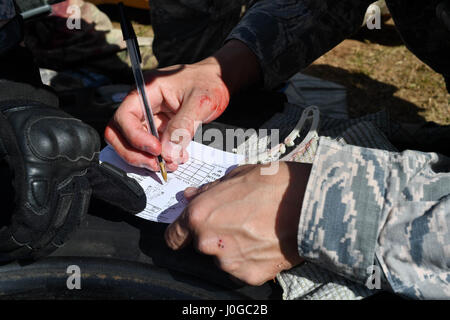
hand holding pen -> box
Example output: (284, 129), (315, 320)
(118, 2), (167, 181)
(105, 6), (241, 180)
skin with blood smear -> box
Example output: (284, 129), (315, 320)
(108, 40), (303, 286)
(213, 87), (230, 115)
(199, 86), (230, 122)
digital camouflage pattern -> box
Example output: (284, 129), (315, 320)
(242, 102), (449, 299)
(1, 0), (448, 299)
(226, 0), (450, 299)
(295, 136), (450, 299)
(227, 0), (450, 90)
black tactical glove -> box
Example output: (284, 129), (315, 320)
(0, 80), (146, 262)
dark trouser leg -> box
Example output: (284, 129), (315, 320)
(149, 0), (244, 67)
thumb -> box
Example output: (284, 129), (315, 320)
(160, 100), (202, 163)
(164, 207), (192, 250)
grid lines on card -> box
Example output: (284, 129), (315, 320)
(173, 157), (215, 185)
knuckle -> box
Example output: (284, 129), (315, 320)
(29, 117), (99, 162)
(121, 153), (138, 167)
(198, 182), (213, 193)
(104, 126), (113, 144)
(241, 273), (265, 286)
(168, 116), (194, 136)
(220, 261), (239, 274)
(186, 204), (206, 228)
(226, 164), (251, 179)
(103, 121), (114, 140)
(195, 237), (211, 253)
(113, 109), (123, 124)
(197, 94), (213, 108)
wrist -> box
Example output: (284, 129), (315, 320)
(198, 40), (263, 95)
(278, 162), (312, 266)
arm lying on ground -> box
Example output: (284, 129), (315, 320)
(295, 138), (450, 299)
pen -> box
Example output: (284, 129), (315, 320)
(118, 2), (167, 182)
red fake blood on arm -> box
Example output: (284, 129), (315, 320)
(213, 87), (229, 116)
(218, 239), (224, 249)
(199, 95), (212, 109)
(199, 87), (230, 122)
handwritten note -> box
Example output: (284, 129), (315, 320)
(99, 141), (244, 223)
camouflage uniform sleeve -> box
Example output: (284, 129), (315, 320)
(226, 0), (373, 89)
(299, 137), (450, 299)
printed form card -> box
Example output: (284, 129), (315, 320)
(99, 141), (244, 223)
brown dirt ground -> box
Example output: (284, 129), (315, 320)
(304, 19), (450, 125)
(102, 5), (449, 125)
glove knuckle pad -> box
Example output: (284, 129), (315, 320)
(0, 82), (103, 261)
(29, 117), (99, 162)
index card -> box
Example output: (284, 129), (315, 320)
(100, 141), (244, 223)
